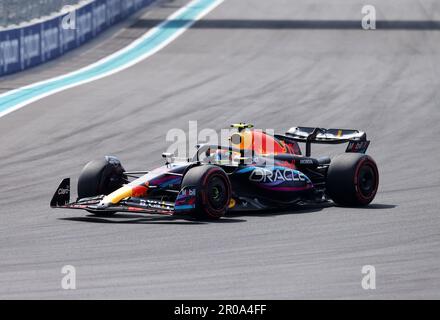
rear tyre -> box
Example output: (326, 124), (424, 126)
(77, 156), (126, 216)
(180, 165), (231, 220)
(326, 153), (379, 206)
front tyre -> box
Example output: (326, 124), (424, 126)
(77, 156), (127, 216)
(180, 165), (231, 220)
(326, 153), (379, 206)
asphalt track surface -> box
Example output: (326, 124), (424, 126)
(1, 0), (440, 299)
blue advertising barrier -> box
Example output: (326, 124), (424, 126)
(0, 0), (156, 77)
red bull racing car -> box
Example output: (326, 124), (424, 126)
(51, 123), (379, 219)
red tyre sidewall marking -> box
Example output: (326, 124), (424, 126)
(354, 157), (379, 203)
(201, 168), (231, 218)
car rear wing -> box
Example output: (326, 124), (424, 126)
(283, 127), (370, 156)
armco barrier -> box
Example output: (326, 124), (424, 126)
(0, 0), (156, 77)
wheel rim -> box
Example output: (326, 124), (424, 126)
(358, 164), (376, 198)
(207, 176), (227, 210)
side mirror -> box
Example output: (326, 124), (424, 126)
(162, 152), (174, 164)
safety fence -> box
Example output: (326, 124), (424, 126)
(0, 0), (156, 76)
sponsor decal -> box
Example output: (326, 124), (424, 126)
(175, 187), (197, 211)
(346, 140), (370, 153)
(76, 10), (93, 44)
(58, 187), (70, 195)
(21, 31), (40, 68)
(60, 25), (76, 51)
(93, 3), (107, 32)
(249, 167), (308, 183)
(0, 36), (19, 73)
(177, 187), (196, 198)
(41, 26), (59, 60)
(107, 0), (121, 23)
(299, 159), (314, 165)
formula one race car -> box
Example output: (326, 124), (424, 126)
(51, 123), (379, 219)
